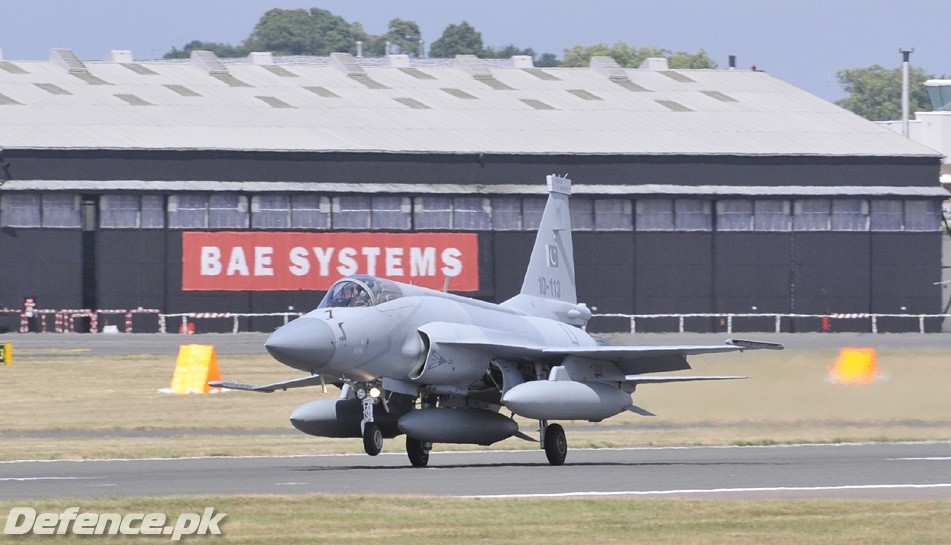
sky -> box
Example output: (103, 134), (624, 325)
(1, 0), (949, 102)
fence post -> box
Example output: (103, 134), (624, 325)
(678, 316), (685, 333)
(233, 315), (240, 334)
(629, 316), (636, 334)
(727, 315), (733, 334)
(871, 315), (878, 334)
(774, 314), (781, 333)
(919, 315), (925, 334)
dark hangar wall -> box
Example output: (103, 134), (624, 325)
(3, 149), (941, 187)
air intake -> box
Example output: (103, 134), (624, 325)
(330, 52), (366, 76)
(455, 55), (492, 80)
(50, 48), (88, 73)
(190, 50), (228, 74)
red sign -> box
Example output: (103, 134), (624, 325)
(182, 231), (480, 292)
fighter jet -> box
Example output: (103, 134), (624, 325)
(213, 175), (782, 467)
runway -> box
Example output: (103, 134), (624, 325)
(2, 442), (949, 500)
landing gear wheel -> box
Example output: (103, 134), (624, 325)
(406, 437), (430, 468)
(363, 422), (383, 456)
(544, 423), (567, 466)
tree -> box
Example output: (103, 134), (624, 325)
(362, 18), (423, 57)
(243, 8), (314, 55)
(164, 40), (247, 59)
(835, 64), (935, 121)
(429, 21), (484, 58)
(561, 42), (716, 69)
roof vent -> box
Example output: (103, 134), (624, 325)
(589, 56), (627, 81)
(106, 50), (133, 63)
(50, 48), (88, 73)
(511, 55), (534, 68)
(925, 79), (951, 111)
(387, 54), (410, 68)
(330, 52), (366, 76)
(190, 50), (228, 74)
(455, 54), (493, 80)
(247, 52), (273, 65)
(639, 57), (669, 70)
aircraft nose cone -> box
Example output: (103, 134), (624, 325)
(265, 318), (336, 372)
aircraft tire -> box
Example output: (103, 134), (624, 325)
(544, 423), (567, 466)
(363, 422), (383, 456)
(406, 437), (430, 468)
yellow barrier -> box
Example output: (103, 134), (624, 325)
(170, 344), (222, 394)
(830, 347), (877, 384)
(0, 343), (11, 365)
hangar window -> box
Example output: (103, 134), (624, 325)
(903, 199), (942, 231)
(595, 199), (633, 231)
(371, 196), (411, 230)
(491, 197), (521, 230)
(716, 199), (753, 231)
(675, 199), (712, 230)
(521, 197), (546, 230)
(291, 195), (330, 229)
(41, 194), (82, 228)
(0, 193), (41, 227)
(453, 197), (491, 230)
(793, 199), (831, 231)
(831, 199), (868, 231)
(251, 195), (291, 229)
(569, 198), (595, 231)
(209, 194), (248, 228)
(168, 194), (208, 228)
(100, 195), (165, 228)
(100, 195), (139, 228)
(141, 195), (165, 228)
(413, 196), (452, 229)
(635, 199), (674, 231)
(753, 200), (791, 231)
(333, 196), (372, 229)
(870, 200), (903, 231)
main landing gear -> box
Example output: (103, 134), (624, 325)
(406, 437), (432, 468)
(542, 422), (567, 466)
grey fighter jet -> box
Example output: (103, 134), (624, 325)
(213, 175), (782, 467)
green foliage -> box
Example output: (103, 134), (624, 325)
(362, 18), (423, 57)
(243, 7), (358, 55)
(163, 40), (248, 59)
(835, 64), (936, 121)
(561, 43), (717, 69)
(429, 21), (484, 58)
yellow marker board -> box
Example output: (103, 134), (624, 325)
(170, 344), (222, 394)
(830, 347), (877, 384)
(1, 343), (11, 365)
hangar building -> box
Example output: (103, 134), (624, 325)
(0, 49), (946, 332)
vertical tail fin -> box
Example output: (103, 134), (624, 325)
(502, 175), (590, 326)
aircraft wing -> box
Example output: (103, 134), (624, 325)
(209, 374), (324, 393)
(432, 330), (782, 375)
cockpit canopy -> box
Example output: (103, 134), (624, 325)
(317, 275), (404, 308)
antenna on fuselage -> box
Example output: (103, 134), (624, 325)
(443, 276), (450, 293)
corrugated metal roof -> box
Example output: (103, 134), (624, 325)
(4, 180), (948, 198)
(0, 51), (941, 157)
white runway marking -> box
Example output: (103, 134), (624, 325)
(889, 457), (951, 461)
(0, 476), (90, 482)
(463, 483), (951, 499)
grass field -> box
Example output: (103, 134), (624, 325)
(1, 341), (949, 544)
(1, 495), (949, 544)
(0, 344), (948, 460)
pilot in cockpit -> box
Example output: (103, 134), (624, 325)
(328, 282), (371, 307)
